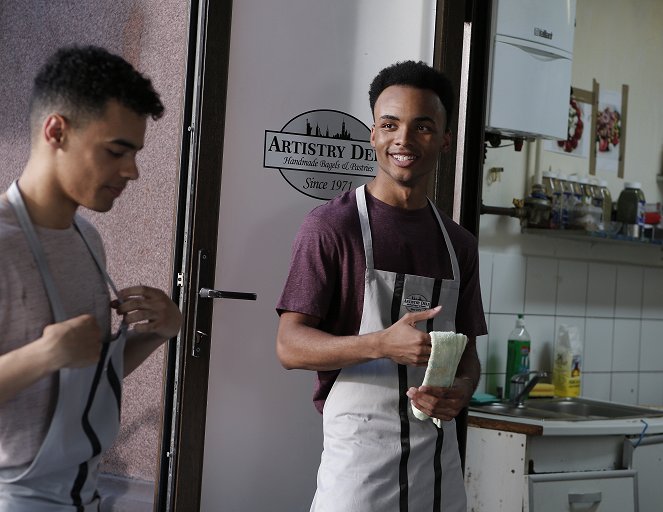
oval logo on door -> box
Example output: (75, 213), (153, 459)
(263, 109), (376, 200)
(403, 294), (432, 312)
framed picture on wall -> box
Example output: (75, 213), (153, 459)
(544, 90), (593, 159)
(595, 85), (629, 178)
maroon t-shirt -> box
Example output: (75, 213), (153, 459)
(277, 189), (487, 413)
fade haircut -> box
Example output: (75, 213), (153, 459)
(29, 45), (164, 134)
(368, 60), (454, 128)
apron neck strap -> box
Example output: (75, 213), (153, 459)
(72, 222), (122, 300)
(426, 198), (460, 282)
(7, 181), (67, 322)
(356, 185), (460, 281)
(6, 180), (124, 325)
(355, 185), (375, 269)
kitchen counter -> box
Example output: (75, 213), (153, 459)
(468, 409), (663, 436)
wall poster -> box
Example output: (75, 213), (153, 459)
(595, 86), (629, 178)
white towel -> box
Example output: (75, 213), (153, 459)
(412, 331), (468, 427)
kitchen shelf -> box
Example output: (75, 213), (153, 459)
(522, 228), (663, 248)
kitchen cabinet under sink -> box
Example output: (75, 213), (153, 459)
(464, 409), (663, 511)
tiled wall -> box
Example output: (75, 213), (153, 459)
(477, 251), (663, 407)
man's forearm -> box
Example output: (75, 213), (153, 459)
(455, 336), (481, 391)
(0, 338), (56, 404)
(277, 318), (379, 371)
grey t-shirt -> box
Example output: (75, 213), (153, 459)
(277, 189), (487, 413)
(0, 194), (110, 469)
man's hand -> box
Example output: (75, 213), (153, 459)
(406, 376), (474, 421)
(377, 306), (441, 366)
(0, 314), (102, 404)
(112, 285), (182, 340)
(42, 314), (102, 369)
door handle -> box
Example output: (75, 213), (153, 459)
(190, 249), (258, 358)
(199, 288), (257, 300)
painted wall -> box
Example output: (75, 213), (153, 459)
(0, 0), (188, 500)
(477, 0), (663, 403)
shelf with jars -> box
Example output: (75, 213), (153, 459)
(481, 172), (663, 247)
(521, 226), (663, 247)
(519, 174), (663, 247)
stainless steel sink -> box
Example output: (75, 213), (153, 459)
(470, 397), (663, 421)
(470, 401), (568, 420)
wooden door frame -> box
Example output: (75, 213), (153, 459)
(431, 0), (493, 467)
(158, 0), (491, 509)
(155, 1), (234, 510)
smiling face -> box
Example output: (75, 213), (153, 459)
(370, 85), (451, 191)
(53, 100), (147, 213)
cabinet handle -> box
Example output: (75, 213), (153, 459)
(568, 491), (602, 504)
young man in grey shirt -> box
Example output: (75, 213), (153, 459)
(0, 46), (182, 511)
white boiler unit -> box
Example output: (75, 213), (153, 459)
(485, 0), (577, 140)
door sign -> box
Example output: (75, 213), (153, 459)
(264, 109), (377, 200)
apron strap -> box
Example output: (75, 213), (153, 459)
(6, 181), (125, 337)
(73, 221), (128, 342)
(7, 181), (67, 322)
(355, 185), (375, 269)
(73, 221), (122, 301)
(427, 199), (460, 282)
(356, 185), (461, 282)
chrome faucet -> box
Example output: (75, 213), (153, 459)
(509, 371), (548, 406)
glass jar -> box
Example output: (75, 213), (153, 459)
(557, 174), (573, 229)
(568, 175), (584, 202)
(542, 170), (562, 228)
(617, 181), (646, 236)
(598, 179), (612, 227)
(566, 175), (583, 229)
(579, 177), (594, 204)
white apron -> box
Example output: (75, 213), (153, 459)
(311, 185), (466, 512)
(0, 182), (126, 511)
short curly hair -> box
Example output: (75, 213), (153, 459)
(368, 61), (454, 126)
(30, 45), (164, 130)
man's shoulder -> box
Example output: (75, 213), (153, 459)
(309, 189), (357, 217)
(301, 189), (359, 231)
(0, 194), (24, 248)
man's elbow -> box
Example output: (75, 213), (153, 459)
(276, 334), (297, 370)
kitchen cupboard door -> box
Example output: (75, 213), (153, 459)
(624, 434), (663, 512)
(527, 470), (637, 512)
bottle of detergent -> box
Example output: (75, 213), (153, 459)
(553, 324), (583, 397)
(504, 314), (531, 400)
